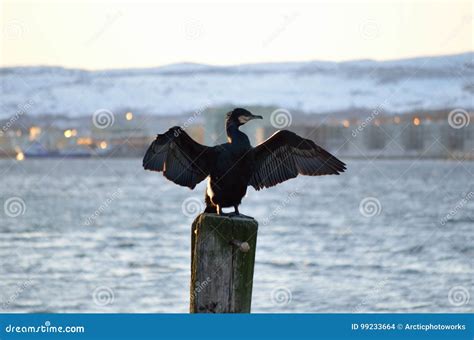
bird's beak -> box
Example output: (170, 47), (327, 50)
(251, 115), (263, 120)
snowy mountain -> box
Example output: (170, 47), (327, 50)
(0, 52), (472, 118)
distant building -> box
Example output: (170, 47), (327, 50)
(203, 106), (474, 160)
(91, 112), (197, 157)
(0, 108), (472, 160)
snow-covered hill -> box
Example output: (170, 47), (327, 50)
(1, 52), (472, 118)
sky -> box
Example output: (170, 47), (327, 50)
(0, 0), (472, 70)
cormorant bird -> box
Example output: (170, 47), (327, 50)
(143, 108), (346, 216)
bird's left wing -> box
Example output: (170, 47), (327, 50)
(249, 130), (346, 190)
(143, 126), (212, 189)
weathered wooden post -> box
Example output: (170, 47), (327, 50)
(190, 213), (258, 313)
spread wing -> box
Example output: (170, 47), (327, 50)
(143, 126), (212, 189)
(249, 130), (346, 190)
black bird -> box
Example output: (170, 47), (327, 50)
(143, 108), (346, 216)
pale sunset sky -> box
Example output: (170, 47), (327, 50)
(1, 0), (472, 70)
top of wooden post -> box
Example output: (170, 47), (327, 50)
(197, 212), (258, 222)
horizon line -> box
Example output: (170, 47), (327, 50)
(1, 50), (472, 72)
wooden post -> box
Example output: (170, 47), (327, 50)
(190, 213), (258, 313)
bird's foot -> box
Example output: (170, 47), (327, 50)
(215, 205), (233, 217)
(214, 212), (254, 219)
(214, 205), (254, 219)
(228, 212), (254, 219)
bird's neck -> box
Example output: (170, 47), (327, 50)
(226, 121), (249, 145)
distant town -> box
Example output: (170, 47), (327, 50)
(0, 105), (473, 161)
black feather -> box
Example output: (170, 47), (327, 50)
(249, 130), (346, 190)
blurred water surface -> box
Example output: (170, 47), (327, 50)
(0, 158), (472, 312)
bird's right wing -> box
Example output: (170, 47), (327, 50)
(143, 126), (212, 189)
(249, 130), (346, 190)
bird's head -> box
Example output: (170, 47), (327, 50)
(226, 108), (263, 126)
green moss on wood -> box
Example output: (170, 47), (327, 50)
(190, 213), (258, 313)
